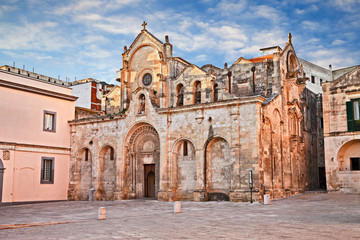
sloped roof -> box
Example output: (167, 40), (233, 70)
(248, 55), (274, 63)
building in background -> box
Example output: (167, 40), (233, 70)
(0, 68), (76, 203)
(68, 26), (323, 202)
(322, 66), (360, 193)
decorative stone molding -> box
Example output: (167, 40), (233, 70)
(3, 151), (10, 160)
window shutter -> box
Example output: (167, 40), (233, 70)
(346, 101), (354, 132)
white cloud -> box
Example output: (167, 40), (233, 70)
(301, 20), (319, 30)
(0, 21), (70, 51)
(208, 0), (247, 16)
(332, 39), (346, 45)
(331, 0), (360, 12)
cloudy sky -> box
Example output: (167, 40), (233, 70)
(0, 0), (359, 84)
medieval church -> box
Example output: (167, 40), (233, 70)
(68, 23), (321, 202)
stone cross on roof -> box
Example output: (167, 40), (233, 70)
(142, 21), (147, 31)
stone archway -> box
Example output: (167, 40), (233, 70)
(171, 139), (196, 200)
(69, 147), (92, 200)
(0, 158), (4, 203)
(96, 145), (116, 200)
(123, 123), (160, 199)
(205, 137), (231, 201)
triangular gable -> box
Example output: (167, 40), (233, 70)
(331, 65), (360, 88)
(127, 30), (163, 54)
(175, 65), (206, 80)
(104, 85), (120, 98)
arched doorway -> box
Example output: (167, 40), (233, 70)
(0, 158), (5, 203)
(205, 137), (231, 201)
(123, 123), (160, 199)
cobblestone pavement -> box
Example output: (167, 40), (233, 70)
(0, 193), (359, 240)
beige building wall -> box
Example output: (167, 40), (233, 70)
(322, 66), (360, 193)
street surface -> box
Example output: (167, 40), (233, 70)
(0, 193), (359, 239)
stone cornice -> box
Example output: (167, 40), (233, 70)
(0, 141), (70, 155)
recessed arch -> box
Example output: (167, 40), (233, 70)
(171, 138), (196, 200)
(128, 44), (162, 69)
(96, 144), (116, 200)
(193, 81), (201, 104)
(71, 147), (93, 200)
(204, 136), (231, 201)
(336, 139), (360, 171)
(123, 122), (160, 199)
(176, 83), (184, 106)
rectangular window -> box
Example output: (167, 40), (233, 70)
(350, 158), (360, 171)
(320, 79), (323, 86)
(43, 110), (56, 132)
(346, 99), (360, 132)
(311, 75), (315, 84)
(41, 157), (54, 184)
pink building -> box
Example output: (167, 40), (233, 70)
(0, 68), (76, 203)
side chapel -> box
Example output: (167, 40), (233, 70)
(68, 23), (320, 202)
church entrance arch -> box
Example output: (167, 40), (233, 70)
(123, 123), (160, 199)
(0, 158), (4, 203)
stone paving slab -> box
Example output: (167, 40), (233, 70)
(0, 193), (359, 239)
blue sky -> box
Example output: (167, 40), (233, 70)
(0, 0), (359, 84)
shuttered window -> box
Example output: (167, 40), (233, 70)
(346, 99), (360, 132)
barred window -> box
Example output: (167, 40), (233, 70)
(41, 157), (54, 184)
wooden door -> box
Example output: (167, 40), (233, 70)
(144, 164), (155, 198)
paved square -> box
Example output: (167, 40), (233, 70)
(0, 193), (359, 239)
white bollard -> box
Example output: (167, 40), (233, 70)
(174, 201), (181, 213)
(264, 194), (271, 205)
(98, 207), (106, 220)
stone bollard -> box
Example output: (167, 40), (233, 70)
(174, 201), (181, 213)
(264, 194), (271, 205)
(98, 207), (106, 220)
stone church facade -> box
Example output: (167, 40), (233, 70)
(68, 24), (320, 202)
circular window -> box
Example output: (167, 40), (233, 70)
(142, 73), (152, 86)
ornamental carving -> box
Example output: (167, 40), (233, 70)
(3, 150), (10, 160)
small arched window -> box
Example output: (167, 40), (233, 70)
(194, 81), (201, 104)
(289, 55), (297, 72)
(213, 83), (218, 102)
(138, 94), (146, 114)
(176, 84), (184, 106)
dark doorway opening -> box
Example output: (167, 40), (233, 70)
(144, 164), (155, 198)
(318, 167), (326, 189)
